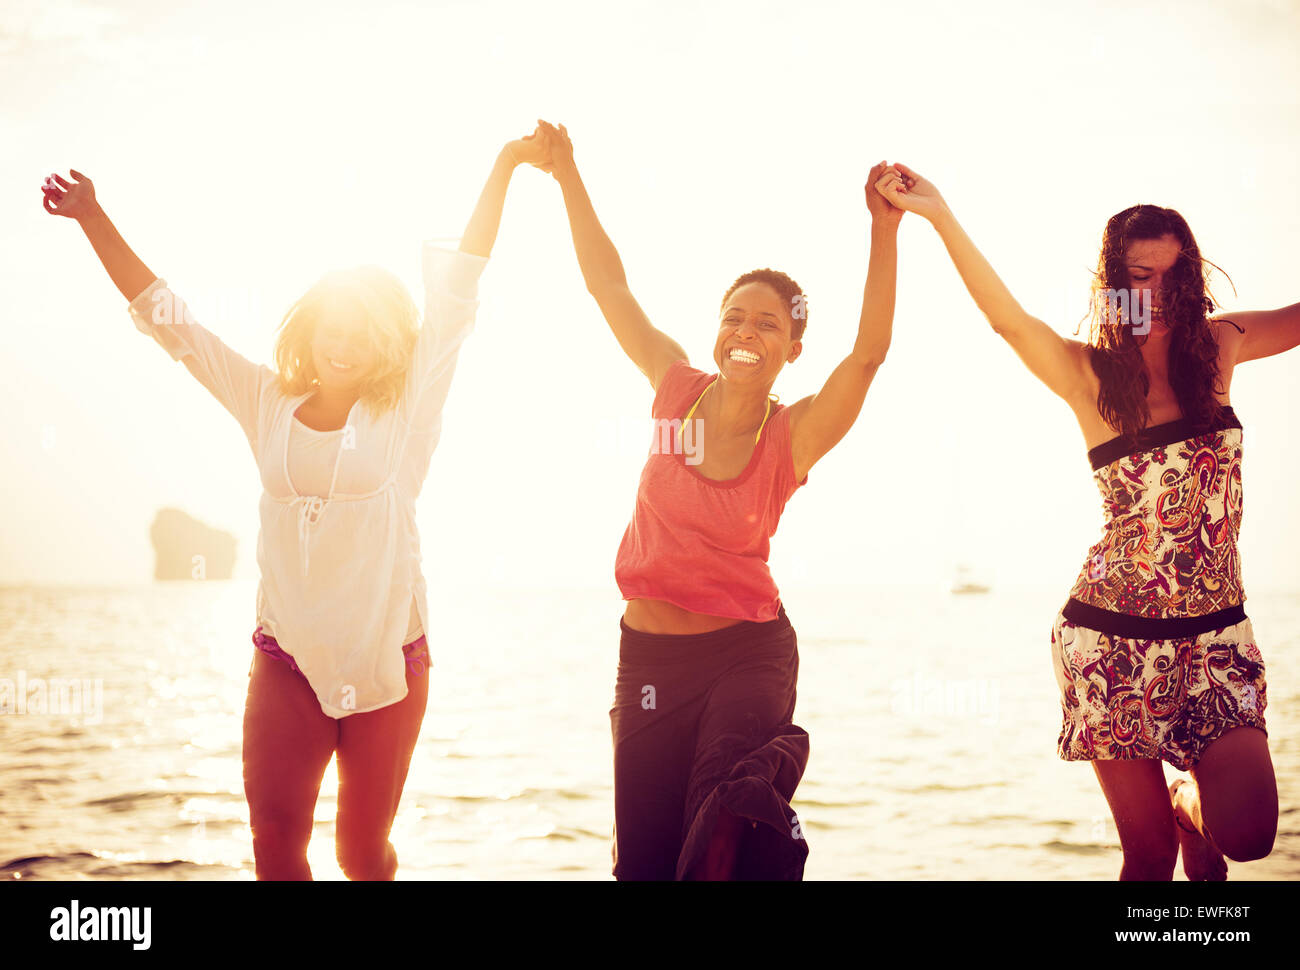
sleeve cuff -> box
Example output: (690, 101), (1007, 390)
(422, 243), (488, 301)
(127, 278), (193, 362)
(127, 277), (169, 317)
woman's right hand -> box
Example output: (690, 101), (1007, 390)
(535, 120), (575, 181)
(41, 169), (99, 221)
(874, 162), (948, 223)
(507, 123), (552, 172)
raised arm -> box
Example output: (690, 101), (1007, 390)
(534, 120), (686, 392)
(42, 171), (156, 302)
(788, 162), (901, 482)
(1214, 302), (1300, 365)
(875, 163), (1092, 405)
(42, 170), (269, 453)
(411, 130), (549, 406)
(457, 129), (547, 258)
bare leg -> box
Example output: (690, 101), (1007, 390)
(334, 655), (430, 881)
(1092, 758), (1179, 881)
(242, 650), (338, 880)
(1177, 726), (1277, 875)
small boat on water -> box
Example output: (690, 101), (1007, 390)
(951, 565), (990, 595)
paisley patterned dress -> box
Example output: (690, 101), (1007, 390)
(1051, 406), (1268, 771)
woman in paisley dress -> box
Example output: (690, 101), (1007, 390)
(876, 163), (1296, 880)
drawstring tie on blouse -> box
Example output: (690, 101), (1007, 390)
(285, 397), (349, 577)
(295, 494), (328, 576)
(279, 394), (408, 577)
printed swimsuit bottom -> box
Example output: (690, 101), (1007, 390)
(610, 603), (810, 880)
(251, 626), (430, 680)
(1051, 605), (1267, 772)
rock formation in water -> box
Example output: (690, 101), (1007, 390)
(150, 508), (236, 580)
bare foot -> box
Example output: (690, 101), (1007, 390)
(1169, 778), (1228, 881)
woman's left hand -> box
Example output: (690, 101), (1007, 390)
(865, 161), (905, 229)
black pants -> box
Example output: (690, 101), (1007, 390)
(610, 604), (810, 880)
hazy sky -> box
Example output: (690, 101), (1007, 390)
(2, 0), (1297, 594)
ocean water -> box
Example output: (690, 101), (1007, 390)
(1, 580), (1296, 881)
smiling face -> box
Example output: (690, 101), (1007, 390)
(1125, 233), (1182, 322)
(714, 282), (801, 382)
(308, 300), (377, 392)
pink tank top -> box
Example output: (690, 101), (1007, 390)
(615, 358), (809, 622)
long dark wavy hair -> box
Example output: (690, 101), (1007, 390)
(1084, 205), (1234, 443)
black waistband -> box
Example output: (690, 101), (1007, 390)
(1062, 597), (1247, 639)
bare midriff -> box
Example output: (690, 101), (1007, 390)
(623, 598), (746, 635)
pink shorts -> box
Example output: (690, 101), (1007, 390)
(251, 626), (430, 679)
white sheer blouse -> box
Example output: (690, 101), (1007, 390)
(128, 243), (486, 717)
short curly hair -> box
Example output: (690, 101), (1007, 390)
(720, 269), (807, 341)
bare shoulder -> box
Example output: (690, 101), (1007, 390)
(1064, 336), (1098, 385)
(1061, 335), (1093, 363)
(1058, 338), (1106, 431)
(1209, 313), (1248, 356)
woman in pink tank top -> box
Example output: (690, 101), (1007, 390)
(527, 121), (904, 879)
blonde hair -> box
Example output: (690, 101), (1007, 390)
(274, 265), (420, 417)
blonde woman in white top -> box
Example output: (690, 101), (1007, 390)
(41, 128), (550, 880)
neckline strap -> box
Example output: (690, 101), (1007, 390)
(678, 377), (774, 446)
